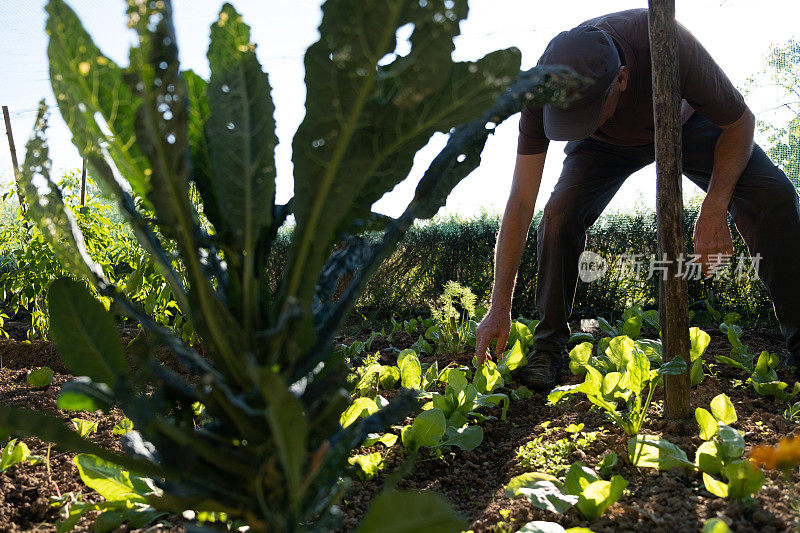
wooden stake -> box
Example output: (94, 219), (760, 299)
(648, 0), (692, 419)
(2, 105), (27, 214)
(80, 159), (87, 206)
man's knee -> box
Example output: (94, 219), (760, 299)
(744, 174), (799, 213)
(757, 169), (798, 197)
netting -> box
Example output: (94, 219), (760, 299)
(749, 39), (800, 188)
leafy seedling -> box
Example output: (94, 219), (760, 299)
(401, 408), (446, 452)
(348, 451), (385, 481)
(426, 281), (478, 354)
(550, 336), (676, 435)
(517, 423), (600, 476)
(112, 418), (134, 436)
(689, 327), (711, 386)
(71, 418), (98, 438)
(747, 351), (800, 401)
(511, 385), (533, 401)
(505, 462), (627, 519)
(53, 454), (166, 532)
(26, 366), (54, 389)
(399, 351), (422, 390)
(783, 401), (800, 423)
(506, 320), (536, 355)
(694, 394), (764, 499)
(474, 360), (504, 394)
(597, 451), (618, 479)
(0, 439), (42, 472)
(386, 316), (402, 344)
(716, 320), (755, 372)
(496, 340), (527, 381)
(629, 393), (764, 499)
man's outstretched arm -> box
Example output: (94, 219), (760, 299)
(693, 107), (755, 274)
(475, 152), (546, 364)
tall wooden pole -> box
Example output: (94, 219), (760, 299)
(2, 106), (27, 214)
(648, 1), (692, 419)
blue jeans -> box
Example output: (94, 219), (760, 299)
(532, 112), (800, 362)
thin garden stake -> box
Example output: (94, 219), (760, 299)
(2, 105), (27, 215)
(80, 158), (86, 206)
(648, 0), (692, 419)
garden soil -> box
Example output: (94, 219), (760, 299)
(0, 324), (797, 532)
(337, 324), (800, 533)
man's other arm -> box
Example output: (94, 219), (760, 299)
(675, 21), (755, 274)
(475, 152), (546, 364)
(693, 107), (755, 274)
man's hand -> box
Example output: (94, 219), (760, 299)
(693, 203), (734, 276)
(692, 108), (753, 276)
(475, 307), (511, 366)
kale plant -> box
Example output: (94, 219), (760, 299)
(0, 0), (586, 530)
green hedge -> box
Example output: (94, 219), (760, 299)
(269, 208), (776, 324)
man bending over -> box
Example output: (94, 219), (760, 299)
(475, 8), (800, 390)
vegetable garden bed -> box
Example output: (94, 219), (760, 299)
(333, 320), (799, 533)
(0, 318), (797, 532)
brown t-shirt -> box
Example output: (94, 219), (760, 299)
(517, 8), (747, 154)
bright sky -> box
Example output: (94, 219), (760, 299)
(1, 0), (798, 218)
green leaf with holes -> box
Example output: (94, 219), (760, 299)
(45, 0), (150, 198)
(280, 0), (522, 354)
(206, 3), (277, 249)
